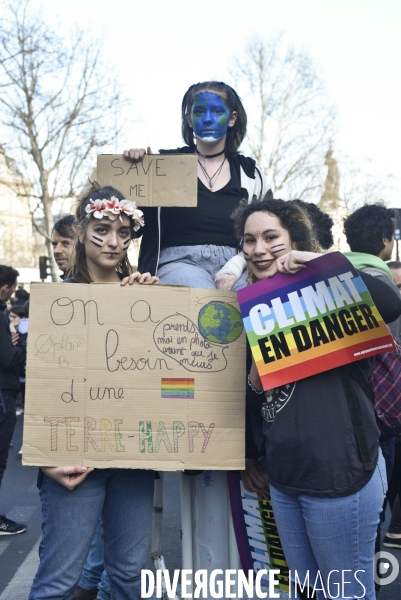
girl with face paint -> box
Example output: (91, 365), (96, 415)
(28, 185), (158, 600)
(124, 80), (269, 292)
(123, 82), (269, 580)
(232, 196), (401, 600)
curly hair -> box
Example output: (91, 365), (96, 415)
(292, 200), (334, 250)
(70, 185), (134, 284)
(232, 197), (321, 253)
(344, 204), (395, 255)
(181, 81), (247, 156)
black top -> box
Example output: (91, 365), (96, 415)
(134, 147), (261, 275)
(247, 270), (401, 497)
(0, 311), (26, 393)
(162, 157), (242, 248)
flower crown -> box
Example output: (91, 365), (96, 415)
(85, 197), (144, 231)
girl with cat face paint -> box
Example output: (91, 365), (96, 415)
(28, 186), (158, 600)
(233, 197), (401, 600)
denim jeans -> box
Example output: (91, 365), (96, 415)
(269, 453), (387, 600)
(0, 392), (17, 490)
(157, 245), (247, 290)
(78, 518), (111, 600)
(29, 468), (154, 600)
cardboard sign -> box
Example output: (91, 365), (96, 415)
(237, 252), (395, 390)
(22, 284), (246, 470)
(96, 154), (198, 207)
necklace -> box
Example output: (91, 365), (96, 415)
(195, 147), (225, 159)
(198, 157), (226, 188)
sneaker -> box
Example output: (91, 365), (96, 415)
(15, 409), (23, 416)
(383, 534), (401, 549)
(18, 447), (22, 456)
(0, 515), (27, 535)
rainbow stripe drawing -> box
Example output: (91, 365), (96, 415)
(237, 252), (395, 390)
(161, 378), (195, 399)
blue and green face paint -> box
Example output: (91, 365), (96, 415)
(190, 91), (231, 143)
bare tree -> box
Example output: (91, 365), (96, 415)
(230, 35), (337, 200)
(337, 155), (396, 212)
(0, 0), (128, 280)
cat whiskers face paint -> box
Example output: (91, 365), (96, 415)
(270, 243), (286, 254)
(90, 234), (103, 248)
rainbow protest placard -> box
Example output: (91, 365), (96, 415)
(237, 252), (395, 390)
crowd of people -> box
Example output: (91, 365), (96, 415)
(1, 80), (400, 600)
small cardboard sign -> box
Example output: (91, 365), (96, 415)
(96, 154), (198, 207)
(237, 252), (395, 390)
(22, 284), (245, 470)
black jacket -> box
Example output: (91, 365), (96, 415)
(0, 311), (26, 392)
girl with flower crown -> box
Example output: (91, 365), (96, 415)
(29, 186), (158, 600)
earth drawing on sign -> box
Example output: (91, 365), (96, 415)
(198, 302), (243, 344)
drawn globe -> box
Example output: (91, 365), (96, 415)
(198, 302), (243, 344)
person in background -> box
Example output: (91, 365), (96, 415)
(388, 260), (401, 290)
(383, 260), (401, 550)
(9, 305), (28, 418)
(13, 287), (29, 307)
(0, 265), (27, 535)
(5, 296), (15, 315)
(344, 203), (401, 591)
(51, 215), (75, 276)
(9, 304), (25, 331)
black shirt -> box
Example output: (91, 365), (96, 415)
(161, 157), (243, 249)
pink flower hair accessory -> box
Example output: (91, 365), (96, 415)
(85, 196), (144, 231)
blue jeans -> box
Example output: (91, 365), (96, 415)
(29, 468), (154, 600)
(78, 519), (111, 600)
(157, 245), (247, 290)
(269, 453), (387, 600)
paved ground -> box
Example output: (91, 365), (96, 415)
(1, 415), (401, 598)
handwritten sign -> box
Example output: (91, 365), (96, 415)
(22, 284), (246, 470)
(237, 252), (395, 390)
(96, 154), (198, 207)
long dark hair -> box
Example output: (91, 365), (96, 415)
(181, 81), (247, 156)
(71, 185), (134, 284)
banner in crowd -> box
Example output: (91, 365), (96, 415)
(97, 154), (198, 206)
(23, 284), (246, 470)
(237, 252), (394, 390)
(227, 471), (290, 593)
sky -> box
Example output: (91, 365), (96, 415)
(33, 0), (401, 205)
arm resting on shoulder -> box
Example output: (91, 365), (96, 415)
(359, 271), (401, 324)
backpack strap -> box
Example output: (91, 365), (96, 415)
(338, 366), (375, 471)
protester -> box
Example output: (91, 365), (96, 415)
(51, 214), (75, 276)
(343, 203), (401, 588)
(29, 185), (158, 600)
(9, 304), (25, 330)
(0, 265), (27, 535)
(124, 80), (268, 289)
(383, 260), (401, 549)
(235, 197), (401, 600)
(242, 200), (334, 499)
(13, 287), (29, 307)
(388, 260), (401, 290)
(344, 204), (400, 343)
